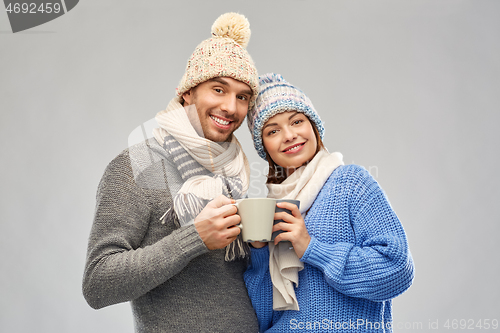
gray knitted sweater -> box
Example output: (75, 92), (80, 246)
(83, 138), (258, 332)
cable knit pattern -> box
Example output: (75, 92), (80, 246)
(244, 165), (414, 333)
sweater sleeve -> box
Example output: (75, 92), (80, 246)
(300, 166), (414, 302)
(82, 152), (208, 309)
(244, 246), (274, 333)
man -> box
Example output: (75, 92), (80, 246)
(83, 13), (259, 332)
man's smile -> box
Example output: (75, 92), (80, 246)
(210, 114), (233, 129)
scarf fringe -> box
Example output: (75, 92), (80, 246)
(161, 207), (180, 228)
(173, 192), (206, 226)
(225, 235), (250, 261)
(162, 189), (251, 262)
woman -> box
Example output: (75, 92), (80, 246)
(244, 73), (414, 332)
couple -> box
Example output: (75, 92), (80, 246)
(82, 12), (414, 333)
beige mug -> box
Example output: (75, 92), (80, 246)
(232, 198), (276, 242)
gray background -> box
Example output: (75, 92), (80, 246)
(1, 0), (499, 332)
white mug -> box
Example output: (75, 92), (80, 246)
(231, 198), (276, 242)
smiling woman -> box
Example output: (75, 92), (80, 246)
(243, 73), (414, 333)
(262, 111), (324, 181)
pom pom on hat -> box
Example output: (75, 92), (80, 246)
(176, 12), (258, 110)
(211, 12), (251, 48)
(247, 73), (325, 159)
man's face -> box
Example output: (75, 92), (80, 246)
(183, 77), (253, 142)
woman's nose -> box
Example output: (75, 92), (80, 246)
(282, 126), (297, 142)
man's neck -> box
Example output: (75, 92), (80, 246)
(184, 104), (204, 137)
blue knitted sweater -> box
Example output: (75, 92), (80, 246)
(244, 165), (414, 333)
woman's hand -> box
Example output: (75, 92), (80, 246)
(272, 202), (311, 258)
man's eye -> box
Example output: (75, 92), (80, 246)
(214, 88), (223, 93)
(238, 95), (248, 101)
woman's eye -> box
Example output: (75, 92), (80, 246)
(267, 129), (277, 136)
(292, 119), (303, 125)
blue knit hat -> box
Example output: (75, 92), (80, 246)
(247, 73), (325, 159)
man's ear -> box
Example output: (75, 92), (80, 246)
(182, 89), (193, 106)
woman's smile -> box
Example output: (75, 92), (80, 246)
(282, 142), (306, 154)
(263, 111), (318, 175)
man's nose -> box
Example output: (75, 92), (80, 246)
(220, 95), (238, 115)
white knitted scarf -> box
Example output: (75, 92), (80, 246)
(266, 149), (344, 310)
(152, 98), (251, 260)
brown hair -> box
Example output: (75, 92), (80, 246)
(265, 118), (325, 184)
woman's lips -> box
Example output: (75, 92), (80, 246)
(282, 142), (306, 154)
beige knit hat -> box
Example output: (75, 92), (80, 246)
(176, 13), (259, 110)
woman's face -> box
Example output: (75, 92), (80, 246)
(262, 111), (318, 176)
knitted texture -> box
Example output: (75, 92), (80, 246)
(83, 138), (259, 332)
(158, 130), (251, 260)
(244, 165), (414, 333)
(176, 12), (259, 110)
(247, 73), (325, 159)
(160, 132), (246, 201)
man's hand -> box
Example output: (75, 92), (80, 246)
(194, 195), (241, 250)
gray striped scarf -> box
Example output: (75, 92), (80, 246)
(153, 99), (250, 261)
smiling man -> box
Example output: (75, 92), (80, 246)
(83, 13), (260, 332)
(182, 77), (254, 143)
